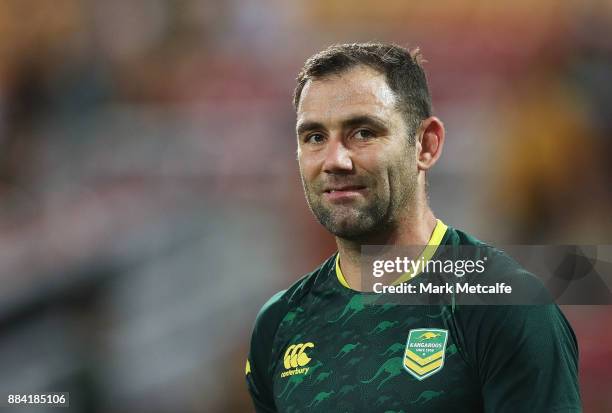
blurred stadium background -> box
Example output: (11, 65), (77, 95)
(0, 1), (610, 412)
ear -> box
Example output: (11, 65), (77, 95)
(416, 116), (445, 171)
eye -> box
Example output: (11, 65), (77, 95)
(305, 133), (325, 144)
(354, 129), (375, 140)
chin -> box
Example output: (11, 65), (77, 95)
(326, 217), (377, 240)
(310, 201), (383, 239)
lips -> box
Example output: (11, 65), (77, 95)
(324, 185), (366, 193)
(322, 185), (367, 202)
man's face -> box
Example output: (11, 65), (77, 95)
(296, 65), (419, 240)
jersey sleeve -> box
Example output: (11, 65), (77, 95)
(246, 290), (287, 413)
(459, 303), (581, 412)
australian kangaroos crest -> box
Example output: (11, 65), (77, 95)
(404, 328), (449, 380)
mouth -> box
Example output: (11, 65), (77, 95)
(322, 185), (367, 202)
(324, 185), (366, 193)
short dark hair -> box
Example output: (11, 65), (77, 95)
(293, 42), (432, 142)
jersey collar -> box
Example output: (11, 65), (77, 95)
(335, 219), (449, 290)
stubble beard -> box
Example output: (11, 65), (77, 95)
(302, 173), (417, 241)
(308, 191), (387, 240)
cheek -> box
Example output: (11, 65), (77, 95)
(356, 149), (384, 176)
(383, 148), (414, 192)
(298, 154), (319, 183)
(391, 153), (418, 200)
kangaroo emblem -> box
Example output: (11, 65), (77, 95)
(307, 391), (334, 407)
(410, 390), (445, 404)
(369, 321), (399, 335)
(313, 370), (332, 385)
(375, 395), (392, 406)
(279, 374), (305, 400)
(418, 332), (441, 340)
(281, 307), (304, 326)
(334, 343), (360, 359)
(380, 342), (404, 356)
(338, 384), (356, 396)
(375, 302), (397, 314)
(279, 360), (323, 400)
(347, 356), (364, 367)
(328, 296), (365, 325)
(361, 357), (403, 390)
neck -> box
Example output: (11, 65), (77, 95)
(336, 200), (437, 291)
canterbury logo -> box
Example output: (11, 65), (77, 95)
(283, 342), (315, 369)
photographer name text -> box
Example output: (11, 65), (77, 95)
(372, 282), (512, 294)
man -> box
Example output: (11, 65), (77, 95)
(246, 43), (581, 412)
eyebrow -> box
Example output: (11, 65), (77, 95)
(296, 114), (390, 136)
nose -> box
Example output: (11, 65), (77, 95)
(322, 138), (353, 174)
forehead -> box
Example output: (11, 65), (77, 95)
(296, 66), (399, 127)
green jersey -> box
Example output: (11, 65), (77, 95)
(246, 221), (581, 412)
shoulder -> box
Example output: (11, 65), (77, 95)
(251, 254), (336, 339)
(447, 225), (546, 292)
(444, 227), (578, 351)
(245, 255), (338, 408)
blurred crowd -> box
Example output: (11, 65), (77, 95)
(0, 1), (610, 412)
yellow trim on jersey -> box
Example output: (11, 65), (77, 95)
(335, 253), (351, 289)
(404, 357), (443, 375)
(405, 349), (444, 366)
(335, 219), (448, 290)
(245, 359), (251, 375)
(391, 219), (448, 285)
